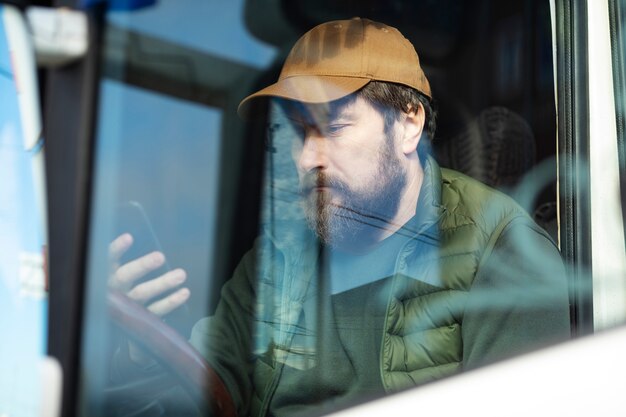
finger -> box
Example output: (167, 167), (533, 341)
(147, 287), (190, 317)
(109, 233), (133, 263)
(111, 251), (165, 289)
(127, 268), (187, 304)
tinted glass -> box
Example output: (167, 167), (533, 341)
(78, 1), (569, 416)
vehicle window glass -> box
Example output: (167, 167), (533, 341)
(78, 1), (572, 416)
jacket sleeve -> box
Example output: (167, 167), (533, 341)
(461, 217), (571, 369)
(189, 247), (259, 417)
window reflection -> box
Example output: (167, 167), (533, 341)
(80, 80), (222, 415)
(79, 1), (573, 417)
(236, 87), (570, 416)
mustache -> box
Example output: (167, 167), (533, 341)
(299, 171), (345, 196)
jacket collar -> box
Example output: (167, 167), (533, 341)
(403, 155), (445, 239)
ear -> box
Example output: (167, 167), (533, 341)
(399, 103), (425, 155)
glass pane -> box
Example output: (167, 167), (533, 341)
(78, 1), (570, 416)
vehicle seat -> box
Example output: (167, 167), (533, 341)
(435, 106), (536, 190)
(435, 106), (558, 242)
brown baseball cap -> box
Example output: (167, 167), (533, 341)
(238, 17), (431, 117)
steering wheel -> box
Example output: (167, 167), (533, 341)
(107, 289), (238, 417)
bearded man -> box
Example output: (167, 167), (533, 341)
(110, 17), (570, 417)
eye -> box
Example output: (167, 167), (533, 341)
(326, 124), (347, 136)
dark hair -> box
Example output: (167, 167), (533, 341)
(356, 81), (437, 142)
(273, 81), (437, 158)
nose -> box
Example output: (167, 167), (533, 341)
(297, 131), (328, 173)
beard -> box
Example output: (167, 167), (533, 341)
(300, 139), (407, 248)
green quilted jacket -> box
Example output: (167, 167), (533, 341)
(190, 157), (570, 417)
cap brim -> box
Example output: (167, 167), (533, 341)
(237, 75), (371, 119)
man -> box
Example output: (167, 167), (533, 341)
(110, 17), (570, 417)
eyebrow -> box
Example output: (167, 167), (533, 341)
(285, 110), (357, 129)
(328, 109), (357, 123)
(278, 97), (359, 126)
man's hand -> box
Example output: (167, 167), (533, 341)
(108, 233), (190, 364)
(109, 233), (190, 314)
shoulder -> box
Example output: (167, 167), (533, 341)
(440, 167), (525, 213)
(439, 167), (534, 236)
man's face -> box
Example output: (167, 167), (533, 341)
(284, 97), (408, 247)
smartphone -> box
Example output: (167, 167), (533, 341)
(113, 201), (190, 331)
(115, 201), (172, 286)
